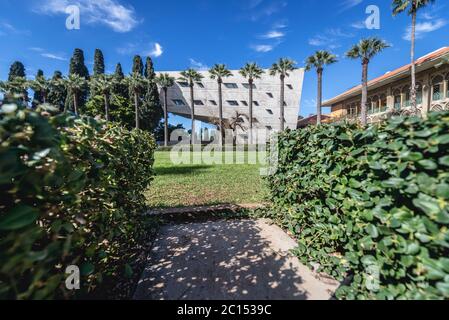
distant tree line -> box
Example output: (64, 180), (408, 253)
(0, 48), (163, 133)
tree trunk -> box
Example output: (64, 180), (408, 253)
(410, 10), (417, 115)
(280, 75), (285, 131)
(361, 60), (369, 127)
(134, 92), (140, 129)
(317, 69), (323, 125)
(163, 87), (169, 147)
(104, 93), (110, 122)
(218, 79), (224, 146)
(190, 84), (195, 145)
(249, 78), (254, 144)
(73, 92), (78, 115)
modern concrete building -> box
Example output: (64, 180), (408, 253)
(323, 47), (449, 123)
(156, 69), (305, 136)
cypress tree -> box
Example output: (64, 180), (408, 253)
(113, 63), (128, 98)
(67, 48), (89, 112)
(69, 48), (89, 78)
(114, 63), (124, 79)
(8, 61), (26, 81)
(132, 55), (144, 75)
(5, 61), (27, 104)
(93, 49), (105, 76)
(48, 70), (67, 111)
(142, 56), (163, 132)
(32, 69), (45, 108)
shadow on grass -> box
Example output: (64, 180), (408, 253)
(155, 165), (213, 176)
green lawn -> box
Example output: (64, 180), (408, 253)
(146, 151), (269, 208)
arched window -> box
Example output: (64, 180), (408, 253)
(432, 75), (444, 101)
(402, 85), (410, 107)
(416, 82), (423, 105)
(371, 95), (379, 113)
(446, 73), (449, 98)
(380, 94), (387, 112)
(393, 89), (401, 110)
(367, 98), (373, 114)
(350, 103), (357, 118)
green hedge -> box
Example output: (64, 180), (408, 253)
(0, 104), (156, 299)
(266, 112), (449, 300)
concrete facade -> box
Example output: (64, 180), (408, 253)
(323, 47), (449, 124)
(156, 69), (305, 135)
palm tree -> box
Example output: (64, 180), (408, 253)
(179, 69), (204, 144)
(346, 38), (390, 126)
(305, 51), (337, 125)
(269, 58), (297, 131)
(209, 64), (233, 146)
(125, 73), (148, 129)
(90, 75), (116, 121)
(64, 74), (87, 115)
(156, 73), (175, 147)
(29, 75), (51, 104)
(229, 111), (247, 145)
(393, 0), (435, 115)
(239, 63), (264, 144)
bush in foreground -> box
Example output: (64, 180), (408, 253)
(266, 112), (449, 299)
(0, 104), (156, 299)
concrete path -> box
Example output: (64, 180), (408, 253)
(134, 219), (339, 300)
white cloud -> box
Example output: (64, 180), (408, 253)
(248, 1), (288, 22)
(251, 44), (274, 53)
(189, 59), (209, 71)
(35, 0), (139, 33)
(41, 53), (67, 61)
(339, 0), (363, 12)
(351, 20), (366, 29)
(308, 28), (353, 48)
(260, 30), (285, 39)
(0, 21), (31, 36)
(403, 19), (447, 40)
(29, 47), (45, 52)
(117, 41), (164, 58)
(147, 43), (163, 57)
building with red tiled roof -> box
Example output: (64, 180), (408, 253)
(322, 47), (449, 123)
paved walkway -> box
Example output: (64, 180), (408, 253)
(134, 219), (339, 300)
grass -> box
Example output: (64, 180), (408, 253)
(146, 151), (269, 208)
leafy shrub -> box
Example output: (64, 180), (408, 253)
(0, 104), (156, 299)
(266, 112), (449, 300)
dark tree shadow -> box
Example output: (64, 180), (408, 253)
(134, 220), (313, 300)
(155, 165), (213, 176)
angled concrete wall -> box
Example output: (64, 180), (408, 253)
(156, 69), (305, 132)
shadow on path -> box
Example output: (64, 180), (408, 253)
(134, 219), (338, 300)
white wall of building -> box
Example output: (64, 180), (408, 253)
(156, 68), (305, 133)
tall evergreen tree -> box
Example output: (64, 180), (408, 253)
(32, 70), (45, 108)
(113, 62), (128, 99)
(93, 49), (105, 76)
(115, 63), (124, 79)
(47, 71), (66, 111)
(66, 48), (89, 112)
(142, 56), (163, 132)
(5, 61), (27, 104)
(8, 61), (26, 81)
(132, 55), (144, 75)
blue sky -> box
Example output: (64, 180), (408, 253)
(0, 0), (447, 128)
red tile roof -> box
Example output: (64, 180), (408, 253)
(323, 46), (449, 106)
